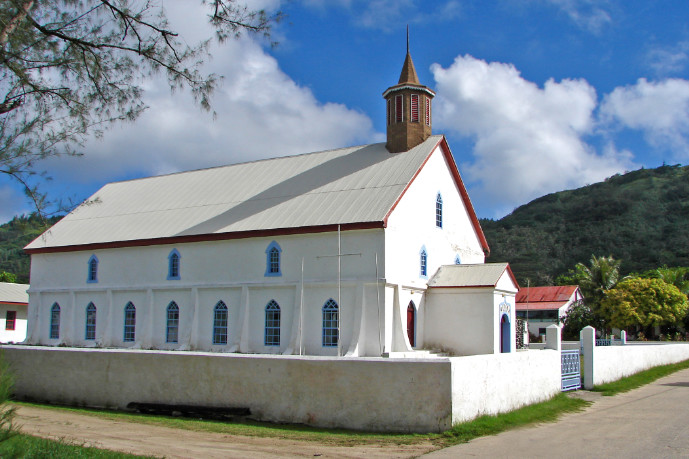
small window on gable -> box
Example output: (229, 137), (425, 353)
(265, 241), (282, 277)
(167, 249), (181, 280)
(265, 300), (281, 347)
(85, 302), (96, 340)
(410, 94), (420, 122)
(425, 97), (431, 126)
(395, 94), (403, 123)
(387, 99), (391, 126)
(166, 302), (179, 343)
(50, 303), (60, 339)
(454, 254), (461, 265)
(124, 302), (136, 342)
(87, 255), (98, 283)
(420, 246), (428, 278)
(5, 311), (16, 331)
(436, 193), (443, 228)
(213, 301), (228, 345)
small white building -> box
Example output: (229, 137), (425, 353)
(0, 282), (29, 343)
(24, 49), (518, 357)
(516, 285), (583, 337)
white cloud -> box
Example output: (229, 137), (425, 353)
(600, 78), (689, 156)
(544, 0), (612, 33)
(432, 54), (634, 215)
(39, 14), (378, 187)
(647, 42), (689, 76)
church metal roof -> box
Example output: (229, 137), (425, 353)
(27, 135), (487, 252)
(0, 282), (29, 304)
(427, 263), (517, 289)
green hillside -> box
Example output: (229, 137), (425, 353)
(0, 215), (61, 283)
(481, 164), (689, 285)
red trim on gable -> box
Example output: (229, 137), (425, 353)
(24, 222), (384, 254)
(503, 263), (520, 290)
(382, 136), (490, 256)
(0, 302), (27, 307)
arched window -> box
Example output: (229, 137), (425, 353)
(322, 299), (339, 347)
(49, 303), (60, 339)
(264, 300), (281, 346)
(436, 193), (443, 228)
(265, 241), (282, 276)
(454, 254), (461, 265)
(123, 302), (136, 342)
(87, 255), (98, 283)
(166, 302), (179, 343)
(420, 246), (428, 278)
(212, 301), (228, 345)
(85, 303), (96, 340)
(167, 249), (181, 280)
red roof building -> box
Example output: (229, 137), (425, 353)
(516, 286), (583, 336)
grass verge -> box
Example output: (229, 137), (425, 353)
(15, 393), (589, 449)
(592, 358), (689, 396)
(0, 433), (153, 458)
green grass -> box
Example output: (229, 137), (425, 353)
(441, 393), (588, 445)
(15, 394), (590, 449)
(0, 433), (152, 458)
(592, 358), (689, 396)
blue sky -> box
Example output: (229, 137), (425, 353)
(2, 0), (689, 223)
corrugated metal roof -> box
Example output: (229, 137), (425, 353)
(515, 301), (568, 311)
(515, 286), (579, 304)
(427, 263), (512, 288)
(27, 136), (445, 251)
(0, 283), (29, 304)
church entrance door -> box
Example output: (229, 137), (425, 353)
(407, 302), (415, 347)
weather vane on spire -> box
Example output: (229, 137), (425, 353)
(407, 25), (410, 54)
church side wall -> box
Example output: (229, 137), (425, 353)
(26, 230), (386, 356)
(3, 346), (453, 433)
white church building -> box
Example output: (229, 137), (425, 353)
(24, 49), (519, 358)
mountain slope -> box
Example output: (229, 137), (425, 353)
(481, 164), (689, 285)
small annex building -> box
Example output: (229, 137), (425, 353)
(0, 282), (29, 343)
(23, 48), (519, 358)
(516, 285), (583, 337)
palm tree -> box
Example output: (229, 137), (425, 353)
(573, 255), (625, 333)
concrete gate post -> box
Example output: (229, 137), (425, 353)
(581, 326), (595, 389)
(545, 324), (561, 351)
(620, 330), (627, 345)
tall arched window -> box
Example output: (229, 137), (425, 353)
(212, 301), (228, 345)
(49, 303), (60, 339)
(264, 300), (281, 346)
(420, 246), (428, 278)
(322, 299), (339, 347)
(87, 255), (98, 283)
(436, 193), (443, 228)
(454, 254), (461, 265)
(166, 302), (179, 343)
(85, 303), (96, 340)
(167, 249), (181, 280)
(265, 241), (282, 277)
(123, 302), (136, 342)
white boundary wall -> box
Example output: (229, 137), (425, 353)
(3, 346), (563, 432)
(591, 343), (689, 386)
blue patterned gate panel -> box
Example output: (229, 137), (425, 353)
(561, 349), (581, 391)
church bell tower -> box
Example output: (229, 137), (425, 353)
(383, 34), (435, 153)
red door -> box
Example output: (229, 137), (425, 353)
(407, 302), (415, 347)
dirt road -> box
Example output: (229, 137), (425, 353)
(14, 405), (437, 458)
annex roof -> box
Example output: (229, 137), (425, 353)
(427, 263), (518, 289)
(26, 136), (488, 254)
(0, 283), (29, 305)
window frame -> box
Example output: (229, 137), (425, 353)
(49, 303), (60, 339)
(264, 241), (282, 277)
(395, 94), (403, 123)
(85, 302), (96, 340)
(322, 298), (339, 348)
(166, 301), (180, 343)
(436, 193), (443, 228)
(167, 249), (181, 280)
(420, 246), (428, 279)
(87, 255), (98, 283)
(425, 97), (431, 126)
(264, 300), (281, 347)
(410, 94), (420, 122)
(212, 301), (228, 345)
(123, 302), (136, 342)
(5, 311), (16, 331)
(454, 254), (462, 265)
